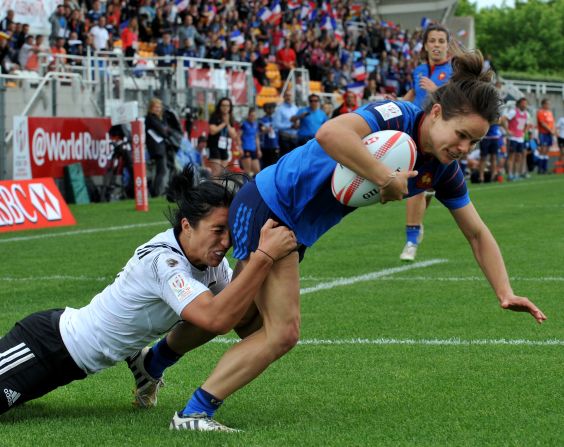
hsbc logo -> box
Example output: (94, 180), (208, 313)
(0, 182), (63, 227)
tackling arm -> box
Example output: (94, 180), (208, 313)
(451, 203), (547, 323)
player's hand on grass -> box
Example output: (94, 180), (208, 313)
(500, 295), (547, 324)
(379, 170), (418, 204)
(257, 219), (297, 262)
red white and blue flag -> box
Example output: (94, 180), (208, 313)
(352, 61), (366, 81)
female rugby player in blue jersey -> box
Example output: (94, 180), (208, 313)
(399, 23), (454, 261)
(145, 50), (547, 432)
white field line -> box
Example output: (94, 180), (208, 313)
(469, 177), (564, 193)
(0, 221), (166, 244)
(300, 259), (447, 295)
(210, 337), (564, 347)
(3, 273), (564, 283)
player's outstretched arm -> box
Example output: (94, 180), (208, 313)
(180, 219), (297, 333)
(451, 203), (547, 324)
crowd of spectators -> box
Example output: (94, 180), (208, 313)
(1, 0), (434, 100)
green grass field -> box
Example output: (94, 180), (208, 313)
(1, 175), (563, 446)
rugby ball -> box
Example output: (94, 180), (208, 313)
(331, 130), (417, 207)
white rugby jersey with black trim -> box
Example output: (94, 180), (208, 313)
(59, 229), (232, 374)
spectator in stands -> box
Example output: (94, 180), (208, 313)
(120, 17), (138, 63)
(291, 94), (328, 146)
(207, 97), (238, 176)
(240, 108), (262, 177)
(0, 10), (14, 32)
(155, 32), (176, 92)
(0, 31), (18, 74)
(138, 13), (153, 43)
(177, 14), (205, 57)
(259, 102), (280, 169)
(501, 98), (530, 181)
(536, 98), (556, 174)
(145, 97), (170, 197)
(322, 70), (339, 94)
(276, 38), (296, 80)
(251, 48), (267, 86)
(332, 90), (358, 118)
(49, 4), (67, 45)
(90, 16), (110, 51)
(18, 35), (35, 70)
(87, 0), (104, 23)
(152, 7), (171, 41)
(139, 0), (156, 22)
(205, 33), (225, 61)
(16, 24), (30, 50)
(363, 77), (384, 102)
(272, 90), (299, 156)
(51, 37), (68, 66)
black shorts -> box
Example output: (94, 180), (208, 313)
(208, 146), (229, 161)
(0, 309), (86, 415)
(557, 137), (564, 150)
(480, 138), (500, 157)
(228, 180), (306, 262)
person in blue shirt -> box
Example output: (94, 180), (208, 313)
(130, 51), (547, 431)
(399, 23), (454, 262)
(259, 102), (280, 168)
(240, 108), (261, 177)
(291, 94), (328, 146)
(272, 90), (299, 156)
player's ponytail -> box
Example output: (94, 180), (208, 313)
(425, 49), (502, 124)
(166, 165), (248, 232)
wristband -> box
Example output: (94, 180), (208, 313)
(256, 248), (275, 263)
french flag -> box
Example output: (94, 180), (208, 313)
(346, 81), (365, 99)
(352, 61), (366, 81)
(321, 15), (336, 31)
(268, 1), (282, 26)
(421, 17), (432, 29)
(229, 30), (245, 46)
(206, 4), (217, 22)
(334, 24), (345, 44)
(175, 0), (189, 12)
(258, 6), (271, 22)
(321, 1), (334, 18)
(287, 0), (300, 11)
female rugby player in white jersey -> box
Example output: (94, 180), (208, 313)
(0, 166), (296, 416)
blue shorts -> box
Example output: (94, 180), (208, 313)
(242, 149), (258, 160)
(229, 180), (306, 261)
(539, 133), (553, 147)
(480, 138), (500, 157)
(508, 140), (525, 154)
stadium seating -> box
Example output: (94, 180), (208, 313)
(256, 86), (281, 107)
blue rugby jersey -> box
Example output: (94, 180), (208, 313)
(412, 61), (453, 109)
(255, 100), (469, 247)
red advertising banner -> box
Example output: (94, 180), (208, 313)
(0, 178), (76, 233)
(13, 116), (114, 179)
(131, 120), (149, 212)
(187, 68), (248, 105)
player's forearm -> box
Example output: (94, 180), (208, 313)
(469, 229), (514, 302)
(210, 251), (273, 333)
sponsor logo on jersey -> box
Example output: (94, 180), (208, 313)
(374, 103), (402, 121)
(3, 388), (21, 407)
(168, 273), (193, 301)
(438, 72), (447, 81)
(417, 172), (434, 189)
(166, 258), (179, 267)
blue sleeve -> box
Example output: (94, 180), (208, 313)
(353, 100), (421, 135)
(434, 162), (470, 210)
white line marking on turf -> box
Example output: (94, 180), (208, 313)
(211, 337), (564, 347)
(300, 259), (448, 295)
(0, 275), (110, 282)
(375, 276), (564, 282)
(0, 222), (166, 244)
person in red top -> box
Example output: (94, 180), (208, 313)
(275, 38), (296, 80)
(536, 98), (555, 174)
(331, 90), (358, 118)
(121, 17), (139, 62)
